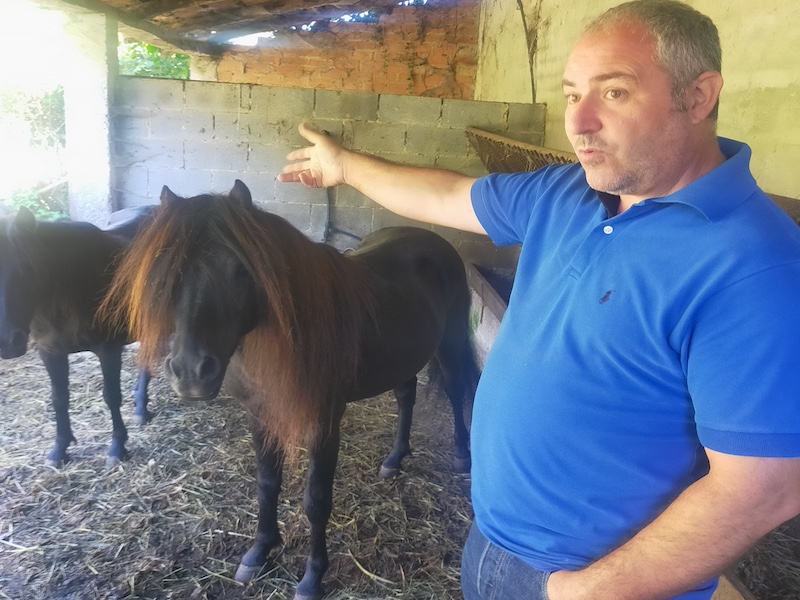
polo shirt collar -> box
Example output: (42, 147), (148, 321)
(593, 138), (758, 222)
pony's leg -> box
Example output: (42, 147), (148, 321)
(379, 376), (417, 479)
(235, 424), (284, 584)
(39, 350), (75, 467)
(436, 346), (474, 473)
(132, 367), (152, 426)
(295, 424), (342, 600)
(94, 344), (130, 467)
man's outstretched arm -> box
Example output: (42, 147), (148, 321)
(278, 122), (485, 234)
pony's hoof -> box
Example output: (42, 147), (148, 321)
(46, 451), (70, 468)
(379, 464), (401, 479)
(294, 593), (323, 600)
(132, 411), (153, 427)
(234, 563), (262, 584)
(452, 456), (471, 473)
(132, 415), (145, 427)
(106, 455), (123, 468)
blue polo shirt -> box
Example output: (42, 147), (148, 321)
(469, 138), (800, 594)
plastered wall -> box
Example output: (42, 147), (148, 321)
(111, 76), (545, 267)
(475, 0), (800, 199)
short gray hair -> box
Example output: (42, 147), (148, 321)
(585, 0), (721, 120)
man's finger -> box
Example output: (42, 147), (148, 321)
(277, 172), (301, 183)
(298, 171), (324, 188)
(298, 121), (324, 142)
(285, 148), (311, 161)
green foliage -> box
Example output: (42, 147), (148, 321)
(6, 186), (68, 222)
(118, 41), (190, 79)
(0, 87), (65, 150)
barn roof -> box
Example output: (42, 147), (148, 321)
(29, 0), (425, 56)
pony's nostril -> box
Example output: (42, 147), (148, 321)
(198, 355), (220, 382)
(164, 357), (178, 379)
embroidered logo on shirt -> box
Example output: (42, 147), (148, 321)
(599, 290), (614, 304)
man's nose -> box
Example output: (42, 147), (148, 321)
(566, 96), (602, 137)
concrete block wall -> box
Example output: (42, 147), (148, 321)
(112, 76), (546, 268)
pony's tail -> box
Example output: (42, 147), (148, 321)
(425, 342), (480, 432)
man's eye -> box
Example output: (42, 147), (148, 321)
(565, 94), (579, 104)
(606, 89), (624, 99)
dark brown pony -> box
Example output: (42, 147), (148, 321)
(0, 206), (155, 467)
(103, 180), (478, 600)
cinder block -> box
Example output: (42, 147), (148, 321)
(322, 204), (374, 246)
(253, 87), (315, 123)
(146, 168), (214, 198)
(259, 200), (313, 233)
(506, 102), (547, 136)
(185, 81), (241, 113)
(315, 90), (379, 121)
(378, 94), (442, 125)
(184, 141), (249, 172)
(112, 112), (150, 141)
(149, 110), (214, 142)
(441, 98), (507, 130)
(114, 165), (150, 207)
(247, 143), (291, 172)
(405, 126), (470, 157)
(115, 76), (183, 111)
(113, 140), (183, 170)
(308, 203), (331, 242)
(351, 122), (408, 154)
(334, 185), (375, 210)
(240, 117), (288, 145)
(213, 113), (251, 143)
(368, 151), (435, 169)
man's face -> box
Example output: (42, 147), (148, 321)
(562, 25), (692, 201)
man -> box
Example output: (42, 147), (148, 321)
(278, 1), (800, 598)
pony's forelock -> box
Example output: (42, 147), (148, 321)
(104, 192), (375, 453)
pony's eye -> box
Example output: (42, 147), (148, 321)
(234, 264), (248, 278)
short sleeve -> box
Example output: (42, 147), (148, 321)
(687, 262), (800, 457)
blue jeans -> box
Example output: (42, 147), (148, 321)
(461, 522), (551, 600)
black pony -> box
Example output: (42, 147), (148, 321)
(0, 206), (155, 467)
(104, 181), (478, 600)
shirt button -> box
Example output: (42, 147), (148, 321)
(603, 225), (614, 234)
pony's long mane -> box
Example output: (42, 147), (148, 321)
(103, 194), (376, 451)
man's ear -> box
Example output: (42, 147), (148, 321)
(686, 71), (723, 123)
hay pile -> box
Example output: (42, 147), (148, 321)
(735, 523), (800, 600)
(0, 348), (471, 599)
(4, 346), (800, 600)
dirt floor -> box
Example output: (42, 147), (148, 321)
(2, 346), (799, 600)
(0, 347), (471, 600)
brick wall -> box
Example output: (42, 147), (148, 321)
(215, 0), (479, 100)
(112, 76), (546, 268)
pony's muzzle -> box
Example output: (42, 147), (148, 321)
(164, 352), (224, 400)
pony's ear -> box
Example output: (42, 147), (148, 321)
(160, 185), (181, 207)
(230, 180), (253, 208)
(13, 206), (37, 234)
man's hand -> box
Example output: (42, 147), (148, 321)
(278, 122), (347, 188)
